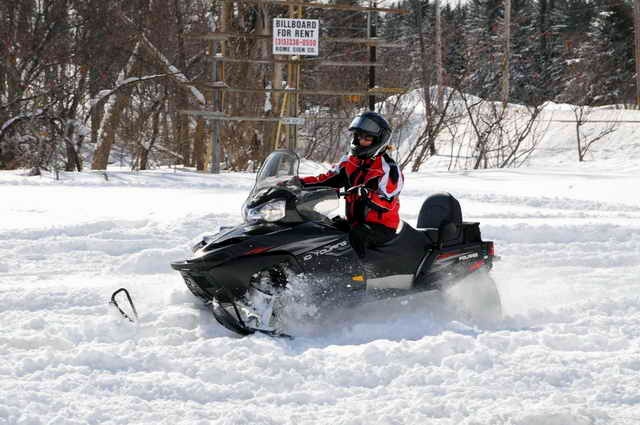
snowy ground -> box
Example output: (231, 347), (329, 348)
(1, 161), (640, 425)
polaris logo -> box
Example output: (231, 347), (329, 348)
(459, 252), (479, 261)
(303, 240), (349, 261)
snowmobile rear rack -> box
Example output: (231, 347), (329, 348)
(110, 288), (139, 322)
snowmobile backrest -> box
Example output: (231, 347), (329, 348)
(417, 193), (463, 245)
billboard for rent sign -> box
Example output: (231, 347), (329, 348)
(273, 18), (319, 56)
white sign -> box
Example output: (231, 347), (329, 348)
(280, 117), (305, 125)
(273, 18), (319, 56)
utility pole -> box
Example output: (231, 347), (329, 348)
(634, 0), (640, 105)
(435, 0), (443, 112)
(208, 4), (225, 174)
(368, 1), (377, 111)
(286, 6), (302, 151)
(502, 0), (511, 107)
(413, 0), (430, 114)
(210, 44), (221, 174)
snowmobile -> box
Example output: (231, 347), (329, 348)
(171, 150), (500, 336)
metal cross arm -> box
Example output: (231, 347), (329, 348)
(179, 111), (371, 123)
(184, 32), (405, 48)
(236, 0), (409, 14)
(186, 83), (407, 97)
(204, 56), (385, 67)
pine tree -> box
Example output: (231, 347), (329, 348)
(550, 0), (596, 104)
(583, 0), (636, 104)
(461, 0), (504, 99)
(442, 3), (468, 88)
(508, 0), (542, 104)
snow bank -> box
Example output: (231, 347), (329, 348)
(388, 88), (640, 172)
(116, 247), (189, 274)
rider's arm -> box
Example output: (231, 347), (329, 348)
(364, 157), (404, 211)
(300, 156), (348, 188)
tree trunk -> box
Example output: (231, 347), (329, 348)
(89, 68), (103, 153)
(634, 0), (640, 105)
(91, 91), (131, 170)
(574, 107), (584, 161)
(194, 118), (207, 170)
(139, 108), (161, 170)
(64, 123), (83, 171)
(435, 0), (443, 111)
(174, 0), (191, 166)
(63, 66), (88, 171)
(91, 42), (141, 170)
(412, 0), (436, 168)
(502, 0), (511, 107)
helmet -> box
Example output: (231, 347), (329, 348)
(348, 111), (392, 159)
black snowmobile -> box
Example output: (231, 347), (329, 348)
(171, 150), (500, 336)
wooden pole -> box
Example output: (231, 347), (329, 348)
(502, 0), (511, 107)
(634, 0), (640, 105)
(208, 7), (221, 174)
(435, 0), (443, 111)
(210, 48), (221, 174)
(368, 1), (377, 110)
(285, 6), (303, 151)
(207, 1), (231, 173)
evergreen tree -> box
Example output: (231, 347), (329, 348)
(462, 0), (503, 99)
(583, 0), (635, 104)
(549, 0), (596, 104)
(508, 0), (543, 104)
(442, 3), (468, 88)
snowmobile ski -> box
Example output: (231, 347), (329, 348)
(110, 288), (139, 322)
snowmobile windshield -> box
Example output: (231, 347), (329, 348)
(253, 150), (300, 192)
(243, 150), (339, 224)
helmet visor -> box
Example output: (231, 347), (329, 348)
(349, 115), (382, 137)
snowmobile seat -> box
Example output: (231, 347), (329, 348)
(366, 221), (429, 275)
(377, 220), (428, 249)
(417, 192), (463, 247)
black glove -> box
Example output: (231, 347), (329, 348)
(277, 176), (302, 187)
(331, 216), (351, 232)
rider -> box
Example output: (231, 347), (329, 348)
(299, 111), (403, 258)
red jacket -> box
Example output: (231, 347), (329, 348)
(300, 153), (403, 230)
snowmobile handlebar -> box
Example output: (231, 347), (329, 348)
(338, 185), (368, 198)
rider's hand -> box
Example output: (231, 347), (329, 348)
(277, 176), (302, 187)
(331, 216), (350, 232)
(347, 185), (369, 198)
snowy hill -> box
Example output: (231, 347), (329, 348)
(1, 114), (640, 424)
(389, 90), (640, 172)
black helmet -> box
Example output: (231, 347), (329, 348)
(348, 111), (392, 159)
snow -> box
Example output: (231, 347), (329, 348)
(90, 75), (168, 107)
(2, 132), (640, 424)
(389, 89), (640, 173)
(1, 109), (44, 133)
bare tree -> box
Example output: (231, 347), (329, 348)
(443, 116), (466, 170)
(453, 89), (546, 169)
(572, 106), (618, 162)
(495, 105), (548, 168)
(402, 88), (457, 171)
(459, 93), (506, 169)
